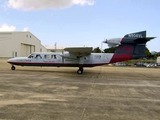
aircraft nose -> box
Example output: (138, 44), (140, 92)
(7, 59), (11, 63)
(7, 58), (14, 63)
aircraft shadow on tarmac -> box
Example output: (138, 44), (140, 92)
(15, 68), (98, 75)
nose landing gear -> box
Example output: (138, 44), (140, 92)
(11, 66), (16, 70)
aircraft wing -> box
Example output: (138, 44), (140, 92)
(64, 47), (93, 57)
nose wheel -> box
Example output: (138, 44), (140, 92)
(77, 67), (83, 74)
(11, 66), (16, 70)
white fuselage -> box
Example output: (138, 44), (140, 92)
(7, 52), (116, 67)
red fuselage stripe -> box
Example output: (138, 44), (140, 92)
(8, 62), (108, 67)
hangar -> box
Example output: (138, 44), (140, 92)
(157, 56), (160, 64)
(0, 31), (47, 57)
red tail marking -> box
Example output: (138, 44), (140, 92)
(110, 54), (132, 63)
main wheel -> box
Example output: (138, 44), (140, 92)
(77, 69), (83, 74)
(80, 68), (83, 72)
(11, 66), (16, 70)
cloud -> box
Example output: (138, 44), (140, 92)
(0, 24), (29, 32)
(7, 0), (95, 11)
(0, 24), (16, 31)
(22, 27), (29, 31)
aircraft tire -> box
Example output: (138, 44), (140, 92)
(77, 69), (83, 74)
(11, 66), (16, 70)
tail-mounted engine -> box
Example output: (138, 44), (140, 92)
(103, 31), (155, 47)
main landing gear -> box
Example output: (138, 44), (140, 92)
(77, 67), (83, 74)
(11, 65), (16, 70)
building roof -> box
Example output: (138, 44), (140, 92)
(0, 31), (41, 42)
(45, 46), (65, 50)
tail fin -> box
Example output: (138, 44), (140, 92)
(115, 44), (147, 59)
(108, 31), (155, 63)
(116, 31), (155, 59)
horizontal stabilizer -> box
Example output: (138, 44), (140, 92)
(124, 31), (146, 38)
(133, 37), (156, 44)
(121, 31), (156, 44)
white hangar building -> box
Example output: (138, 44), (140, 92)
(157, 56), (160, 64)
(0, 31), (47, 57)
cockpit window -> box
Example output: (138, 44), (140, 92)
(28, 54), (35, 58)
(28, 54), (42, 59)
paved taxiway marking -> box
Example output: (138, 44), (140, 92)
(80, 67), (103, 120)
(63, 103), (71, 115)
(80, 83), (96, 120)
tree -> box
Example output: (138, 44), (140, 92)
(145, 47), (152, 58)
(92, 47), (102, 53)
(103, 47), (117, 53)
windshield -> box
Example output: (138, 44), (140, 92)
(28, 54), (35, 58)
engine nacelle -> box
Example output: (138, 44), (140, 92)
(103, 31), (155, 48)
(103, 38), (122, 47)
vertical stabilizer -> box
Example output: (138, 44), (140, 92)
(109, 31), (155, 63)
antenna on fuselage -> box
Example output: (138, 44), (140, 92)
(54, 42), (57, 50)
(101, 39), (105, 53)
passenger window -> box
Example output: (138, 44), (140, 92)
(84, 57), (87, 60)
(35, 54), (42, 59)
(51, 55), (57, 59)
(44, 55), (50, 59)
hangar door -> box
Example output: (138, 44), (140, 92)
(21, 43), (35, 57)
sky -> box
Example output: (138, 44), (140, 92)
(0, 0), (160, 52)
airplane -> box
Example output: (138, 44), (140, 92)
(7, 31), (155, 74)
